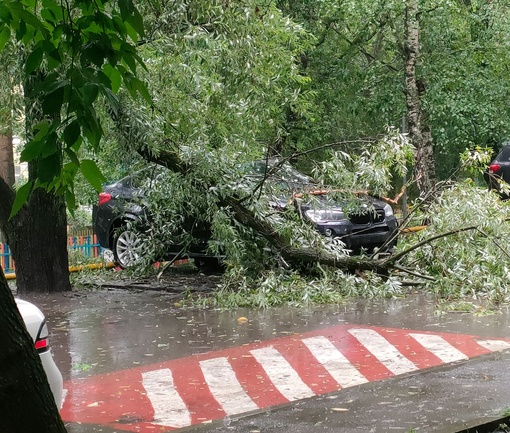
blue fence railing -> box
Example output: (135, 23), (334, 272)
(1, 234), (103, 274)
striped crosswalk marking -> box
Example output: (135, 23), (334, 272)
(348, 328), (419, 375)
(476, 339), (510, 351)
(409, 333), (468, 363)
(250, 346), (315, 401)
(62, 325), (510, 433)
(302, 336), (368, 388)
(200, 357), (259, 415)
(141, 369), (191, 428)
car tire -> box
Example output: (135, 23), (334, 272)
(113, 227), (143, 268)
(193, 257), (225, 273)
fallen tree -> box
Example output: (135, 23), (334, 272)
(107, 103), (496, 288)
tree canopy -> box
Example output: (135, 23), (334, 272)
(2, 0), (510, 307)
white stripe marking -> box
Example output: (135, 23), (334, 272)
(200, 357), (258, 415)
(348, 328), (418, 375)
(302, 336), (368, 388)
(142, 369), (191, 428)
(250, 346), (315, 401)
(409, 333), (468, 363)
(477, 339), (510, 352)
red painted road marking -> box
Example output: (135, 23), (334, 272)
(60, 325), (510, 432)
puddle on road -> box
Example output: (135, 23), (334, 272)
(18, 288), (510, 383)
(15, 284), (510, 433)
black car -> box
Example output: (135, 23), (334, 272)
(93, 161), (399, 268)
(485, 142), (510, 195)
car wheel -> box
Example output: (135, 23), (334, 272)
(193, 257), (225, 273)
(113, 228), (142, 268)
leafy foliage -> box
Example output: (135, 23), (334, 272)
(401, 183), (510, 308)
(0, 0), (147, 212)
(4, 0), (510, 312)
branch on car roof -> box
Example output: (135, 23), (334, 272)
(222, 195), (391, 275)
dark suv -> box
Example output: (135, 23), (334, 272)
(485, 142), (510, 195)
(93, 162), (399, 267)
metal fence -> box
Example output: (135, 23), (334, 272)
(1, 232), (103, 275)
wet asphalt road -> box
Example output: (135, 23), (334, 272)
(18, 274), (510, 433)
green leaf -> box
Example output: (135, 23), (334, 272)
(41, 132), (58, 158)
(9, 181), (33, 219)
(25, 47), (43, 74)
(0, 26), (11, 51)
(121, 45), (137, 73)
(124, 21), (139, 45)
(112, 15), (127, 36)
(80, 159), (106, 192)
(64, 120), (81, 147)
(8, 3), (42, 27)
(38, 153), (60, 182)
(80, 104), (102, 149)
(118, 0), (134, 21)
(20, 139), (42, 162)
(42, 86), (64, 114)
(64, 148), (80, 166)
(65, 189), (76, 212)
(126, 6), (144, 38)
(132, 77), (151, 105)
(103, 63), (122, 92)
(82, 41), (107, 67)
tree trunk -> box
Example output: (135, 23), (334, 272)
(404, 0), (437, 196)
(0, 130), (15, 244)
(0, 133), (14, 188)
(0, 71), (72, 293)
(6, 187), (71, 294)
(0, 268), (67, 432)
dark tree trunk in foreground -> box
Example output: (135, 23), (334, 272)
(0, 269), (67, 432)
(404, 0), (437, 196)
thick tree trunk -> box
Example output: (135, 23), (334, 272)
(6, 188), (71, 294)
(0, 269), (67, 432)
(404, 0), (437, 196)
(0, 71), (72, 293)
(0, 176), (71, 293)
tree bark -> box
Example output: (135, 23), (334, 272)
(404, 0), (437, 196)
(3, 187), (71, 294)
(0, 268), (67, 432)
(0, 71), (71, 293)
(0, 133), (15, 188)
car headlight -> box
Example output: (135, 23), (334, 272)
(384, 203), (394, 217)
(305, 209), (345, 223)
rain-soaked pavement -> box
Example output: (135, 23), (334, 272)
(17, 271), (510, 433)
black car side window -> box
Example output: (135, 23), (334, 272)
(497, 144), (510, 161)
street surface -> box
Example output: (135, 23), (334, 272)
(19, 276), (510, 433)
(60, 324), (509, 432)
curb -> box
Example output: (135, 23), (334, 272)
(4, 262), (115, 280)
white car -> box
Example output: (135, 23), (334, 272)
(16, 299), (63, 409)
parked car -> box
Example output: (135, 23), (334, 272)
(93, 161), (399, 268)
(16, 299), (63, 409)
(485, 142), (510, 195)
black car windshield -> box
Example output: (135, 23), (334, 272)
(242, 159), (313, 187)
